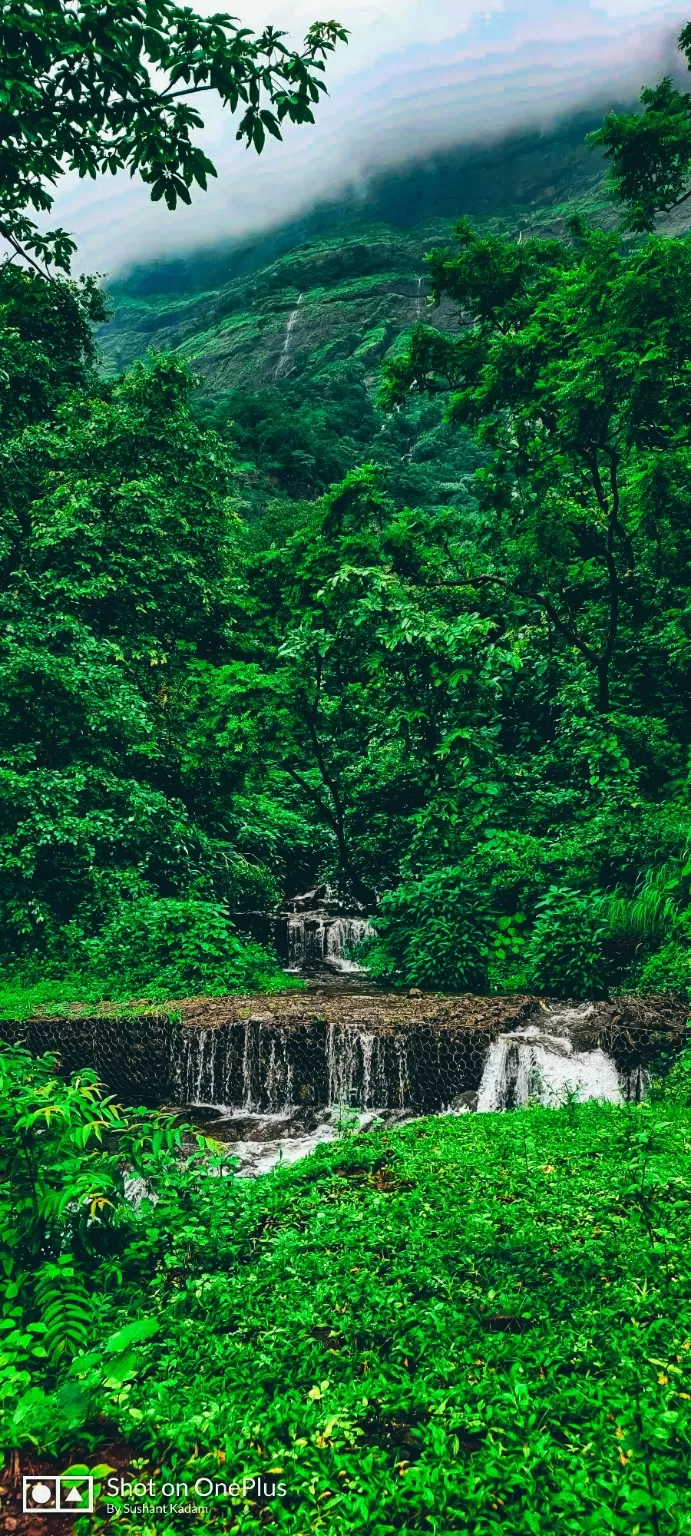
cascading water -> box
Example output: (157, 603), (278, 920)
(175, 998), (660, 1174)
(415, 274), (424, 321)
(475, 1005), (641, 1111)
(274, 295), (303, 379)
(285, 912), (373, 973)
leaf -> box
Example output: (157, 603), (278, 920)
(105, 1317), (159, 1354)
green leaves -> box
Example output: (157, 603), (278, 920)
(525, 886), (608, 1000)
(34, 1258), (91, 1365)
(366, 867), (492, 991)
(0, 2), (347, 270)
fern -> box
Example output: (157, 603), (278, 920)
(35, 1257), (92, 1365)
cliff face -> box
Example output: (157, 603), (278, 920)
(98, 226), (461, 390)
(97, 116), (613, 395)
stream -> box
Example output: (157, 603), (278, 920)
(178, 995), (652, 1177)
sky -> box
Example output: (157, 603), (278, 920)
(48, 0), (688, 277)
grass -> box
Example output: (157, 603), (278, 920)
(0, 969), (303, 1020)
(10, 1093), (691, 1534)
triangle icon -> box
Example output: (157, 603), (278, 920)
(65, 1487), (83, 1504)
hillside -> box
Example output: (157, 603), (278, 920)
(97, 114), (612, 394)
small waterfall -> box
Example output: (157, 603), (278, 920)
(476, 1015), (623, 1112)
(242, 1017), (260, 1110)
(274, 294), (303, 379)
(324, 916), (372, 972)
(182, 1026), (220, 1104)
(285, 911), (372, 973)
(326, 1023), (401, 1110)
(177, 998), (662, 1138)
(415, 274), (424, 321)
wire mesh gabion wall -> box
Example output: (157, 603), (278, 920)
(0, 1011), (174, 1105)
(1, 993), (687, 1113)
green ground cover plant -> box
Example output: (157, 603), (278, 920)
(2, 1041), (691, 1534)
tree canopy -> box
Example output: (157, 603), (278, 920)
(590, 22), (691, 230)
(0, 1), (347, 271)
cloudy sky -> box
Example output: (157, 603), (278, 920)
(50, 0), (687, 276)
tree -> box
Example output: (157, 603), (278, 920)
(381, 219), (691, 712)
(589, 23), (691, 231)
(0, 1), (347, 273)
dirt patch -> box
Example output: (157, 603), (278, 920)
(176, 991), (540, 1035)
(1, 1441), (135, 1535)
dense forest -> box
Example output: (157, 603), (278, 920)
(3, 66), (691, 1004)
(5, 6), (691, 1534)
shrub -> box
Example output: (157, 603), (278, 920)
(636, 939), (691, 998)
(365, 868), (490, 991)
(525, 886), (608, 999)
(81, 895), (282, 996)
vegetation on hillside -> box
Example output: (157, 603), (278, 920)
(4, 30), (691, 1000)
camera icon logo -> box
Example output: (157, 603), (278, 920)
(23, 1475), (94, 1514)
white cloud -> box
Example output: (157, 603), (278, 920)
(49, 0), (688, 276)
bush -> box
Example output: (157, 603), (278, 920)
(78, 895), (282, 996)
(636, 939), (691, 998)
(525, 886), (608, 999)
(365, 868), (490, 991)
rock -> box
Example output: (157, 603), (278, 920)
(409, 988), (423, 997)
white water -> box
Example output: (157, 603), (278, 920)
(326, 1022), (401, 1110)
(415, 274), (424, 321)
(274, 294), (303, 379)
(199, 1107), (415, 1178)
(476, 1008), (624, 1112)
(177, 1000), (653, 1176)
(286, 913), (373, 972)
(325, 916), (373, 972)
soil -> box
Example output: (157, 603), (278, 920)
(174, 989), (689, 1044)
(1, 1441), (135, 1535)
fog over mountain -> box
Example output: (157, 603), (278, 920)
(52, 0), (687, 276)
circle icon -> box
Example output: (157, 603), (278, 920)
(30, 1483), (53, 1504)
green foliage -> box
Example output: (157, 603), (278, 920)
(5, 53), (691, 998)
(0, 1045), (198, 1452)
(77, 895), (283, 996)
(0, 2), (346, 270)
(0, 1041), (183, 1273)
(366, 867), (491, 990)
(654, 1046), (691, 1104)
(0, 266), (107, 431)
(637, 941), (691, 998)
(4, 1055), (691, 1529)
(525, 887), (608, 999)
(34, 1258), (92, 1367)
(525, 887), (608, 1000)
(589, 40), (691, 231)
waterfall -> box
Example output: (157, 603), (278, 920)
(285, 912), (372, 973)
(326, 1023), (402, 1110)
(476, 1019), (623, 1111)
(176, 1001), (655, 1122)
(274, 295), (303, 379)
(415, 274), (424, 321)
(324, 916), (372, 972)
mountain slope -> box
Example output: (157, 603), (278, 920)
(97, 114), (612, 394)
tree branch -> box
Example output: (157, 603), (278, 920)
(0, 222), (52, 281)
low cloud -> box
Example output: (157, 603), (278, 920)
(50, 0), (687, 277)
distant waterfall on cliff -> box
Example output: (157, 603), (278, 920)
(274, 294), (303, 379)
(415, 274), (424, 321)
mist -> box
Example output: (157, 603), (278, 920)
(49, 0), (688, 277)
